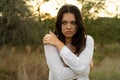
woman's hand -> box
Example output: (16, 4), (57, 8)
(43, 31), (59, 46)
(90, 60), (94, 71)
(43, 31), (64, 52)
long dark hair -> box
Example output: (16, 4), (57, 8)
(54, 4), (86, 55)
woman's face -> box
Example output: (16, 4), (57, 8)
(61, 13), (77, 39)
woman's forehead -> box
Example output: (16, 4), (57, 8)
(62, 13), (76, 21)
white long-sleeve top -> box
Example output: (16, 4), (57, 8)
(44, 35), (94, 80)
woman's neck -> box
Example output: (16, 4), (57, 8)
(65, 38), (77, 54)
(65, 38), (72, 45)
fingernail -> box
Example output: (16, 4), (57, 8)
(49, 30), (52, 33)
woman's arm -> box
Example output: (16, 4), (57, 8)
(44, 45), (79, 80)
(59, 35), (94, 75)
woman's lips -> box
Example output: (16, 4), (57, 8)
(65, 31), (72, 34)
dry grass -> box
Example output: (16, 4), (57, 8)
(90, 57), (120, 80)
(90, 43), (120, 80)
(0, 43), (120, 80)
(0, 45), (48, 80)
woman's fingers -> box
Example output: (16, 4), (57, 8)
(90, 60), (94, 71)
(49, 31), (56, 36)
(43, 34), (50, 44)
(43, 32), (58, 45)
(44, 34), (50, 38)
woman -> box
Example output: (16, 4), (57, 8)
(43, 4), (94, 80)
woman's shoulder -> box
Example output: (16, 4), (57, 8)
(86, 35), (94, 44)
(86, 35), (94, 40)
(44, 44), (57, 50)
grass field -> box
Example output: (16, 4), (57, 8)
(0, 43), (120, 80)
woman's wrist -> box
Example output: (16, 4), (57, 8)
(55, 40), (64, 52)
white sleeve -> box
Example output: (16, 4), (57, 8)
(59, 35), (94, 75)
(44, 45), (79, 80)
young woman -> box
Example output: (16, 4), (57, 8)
(43, 4), (94, 80)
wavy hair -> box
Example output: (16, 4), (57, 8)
(54, 4), (86, 55)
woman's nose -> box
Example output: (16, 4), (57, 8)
(66, 23), (71, 29)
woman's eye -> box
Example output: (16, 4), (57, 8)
(61, 21), (67, 25)
(71, 21), (76, 25)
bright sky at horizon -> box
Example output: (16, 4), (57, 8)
(27, 0), (120, 18)
(40, 0), (82, 17)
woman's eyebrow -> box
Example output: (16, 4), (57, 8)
(62, 20), (76, 22)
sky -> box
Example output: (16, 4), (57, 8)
(27, 0), (120, 18)
(40, 0), (82, 17)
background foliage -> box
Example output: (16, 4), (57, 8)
(0, 0), (119, 47)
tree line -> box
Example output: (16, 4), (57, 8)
(0, 0), (119, 48)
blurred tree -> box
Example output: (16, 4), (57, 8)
(0, 0), (119, 48)
(0, 0), (37, 46)
(29, 0), (49, 21)
(77, 0), (105, 19)
(86, 17), (120, 46)
(84, 1), (105, 19)
(77, 0), (120, 46)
